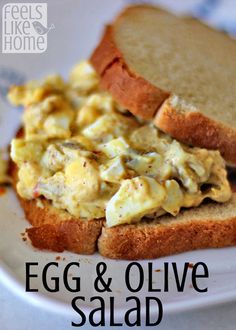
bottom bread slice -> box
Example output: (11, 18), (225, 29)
(98, 194), (236, 260)
(10, 158), (236, 259)
(23, 198), (103, 254)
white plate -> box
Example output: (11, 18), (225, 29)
(1, 0), (236, 321)
(1, 190), (236, 319)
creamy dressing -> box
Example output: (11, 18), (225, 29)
(9, 61), (232, 227)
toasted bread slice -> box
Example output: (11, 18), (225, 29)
(90, 5), (236, 164)
(11, 157), (236, 258)
(10, 158), (103, 255)
(99, 191), (236, 260)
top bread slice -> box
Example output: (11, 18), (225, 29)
(90, 5), (236, 165)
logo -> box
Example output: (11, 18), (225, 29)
(2, 3), (54, 53)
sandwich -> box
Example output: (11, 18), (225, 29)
(8, 5), (236, 259)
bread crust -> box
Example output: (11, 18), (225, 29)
(155, 99), (236, 164)
(90, 6), (236, 165)
(98, 206), (236, 260)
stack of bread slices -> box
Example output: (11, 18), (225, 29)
(11, 5), (236, 259)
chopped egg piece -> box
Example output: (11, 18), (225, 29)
(106, 176), (166, 226)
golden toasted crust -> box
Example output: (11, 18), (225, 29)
(154, 99), (236, 164)
(90, 26), (169, 119)
(10, 160), (103, 254)
(90, 6), (236, 165)
(98, 205), (236, 260)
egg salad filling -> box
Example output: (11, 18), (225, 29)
(9, 61), (232, 227)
